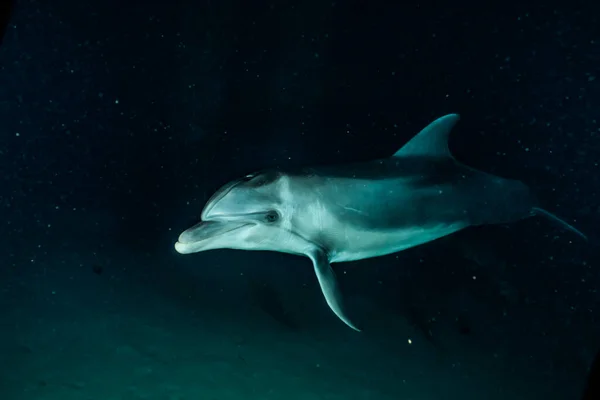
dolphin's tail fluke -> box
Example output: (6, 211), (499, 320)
(531, 207), (588, 241)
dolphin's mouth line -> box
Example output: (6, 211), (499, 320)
(177, 222), (252, 245)
(203, 211), (270, 222)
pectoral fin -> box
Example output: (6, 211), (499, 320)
(308, 250), (361, 332)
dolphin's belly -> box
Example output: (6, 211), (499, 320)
(327, 221), (467, 263)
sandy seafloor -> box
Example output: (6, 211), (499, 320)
(0, 240), (587, 400)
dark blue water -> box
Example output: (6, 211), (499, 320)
(0, 2), (598, 399)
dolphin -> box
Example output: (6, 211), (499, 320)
(174, 114), (586, 331)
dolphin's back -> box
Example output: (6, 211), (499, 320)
(293, 157), (536, 229)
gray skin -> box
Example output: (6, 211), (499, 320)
(174, 114), (586, 331)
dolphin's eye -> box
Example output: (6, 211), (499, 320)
(265, 211), (279, 223)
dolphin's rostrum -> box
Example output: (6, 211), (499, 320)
(175, 114), (586, 331)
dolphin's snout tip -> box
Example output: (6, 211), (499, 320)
(174, 241), (184, 253)
(174, 241), (191, 254)
(177, 232), (188, 244)
(177, 221), (206, 245)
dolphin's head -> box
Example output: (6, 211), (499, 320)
(175, 170), (305, 255)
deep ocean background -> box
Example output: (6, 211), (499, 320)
(0, 1), (599, 399)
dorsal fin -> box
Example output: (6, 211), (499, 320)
(393, 114), (460, 158)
